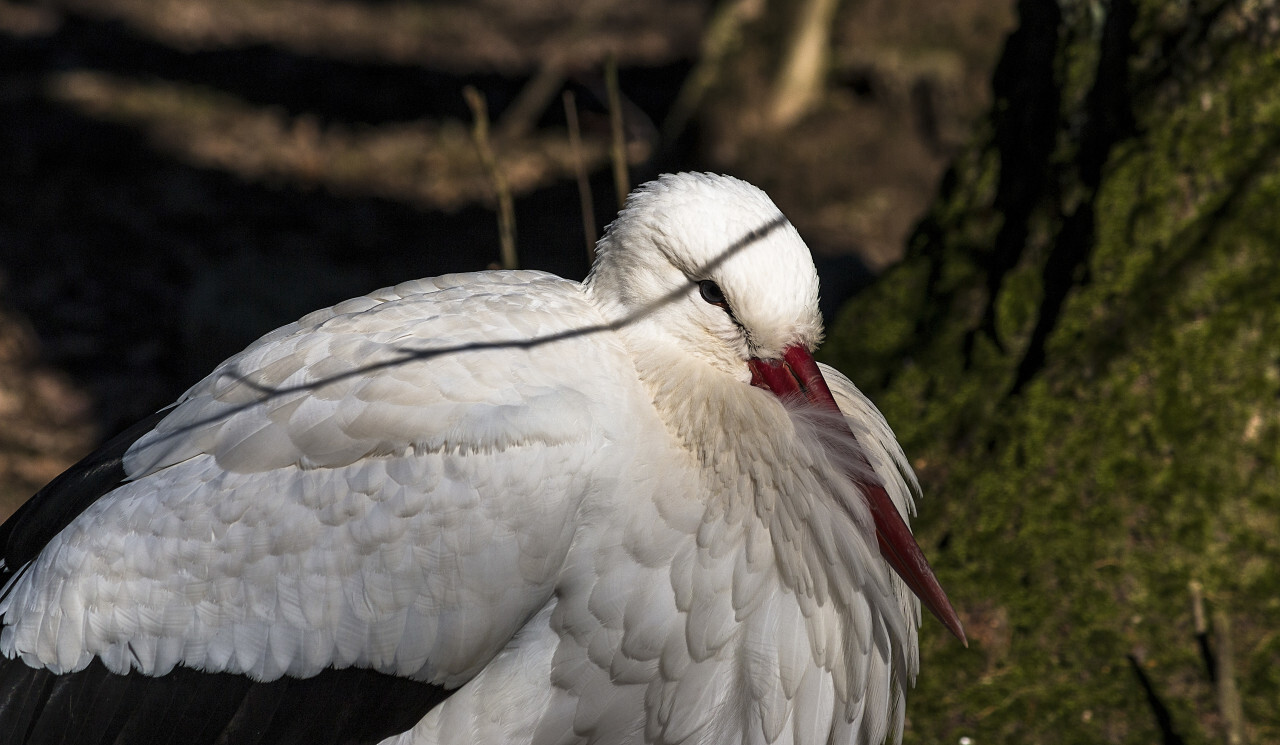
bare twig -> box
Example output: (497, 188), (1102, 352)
(463, 86), (518, 270)
(1189, 580), (1217, 681)
(1190, 581), (1207, 633)
(604, 54), (629, 209)
(562, 90), (597, 263)
(1126, 652), (1187, 745)
(1213, 609), (1248, 745)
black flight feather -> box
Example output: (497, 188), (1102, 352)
(0, 411), (453, 744)
(0, 657), (449, 745)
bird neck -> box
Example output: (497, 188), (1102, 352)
(630, 345), (848, 539)
(629, 345), (915, 695)
(631, 348), (766, 465)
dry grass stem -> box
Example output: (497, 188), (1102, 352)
(563, 90), (597, 263)
(463, 85), (518, 270)
(605, 54), (629, 209)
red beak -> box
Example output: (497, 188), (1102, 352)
(749, 345), (967, 645)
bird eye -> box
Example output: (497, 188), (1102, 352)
(698, 280), (728, 308)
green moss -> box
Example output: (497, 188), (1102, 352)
(822, 5), (1280, 743)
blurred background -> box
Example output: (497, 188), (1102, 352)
(0, 0), (1276, 743)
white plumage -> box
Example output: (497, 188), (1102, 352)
(0, 173), (960, 745)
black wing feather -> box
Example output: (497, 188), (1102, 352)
(0, 409), (170, 579)
(0, 656), (449, 745)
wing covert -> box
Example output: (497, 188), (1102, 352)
(126, 272), (621, 476)
(0, 271), (642, 695)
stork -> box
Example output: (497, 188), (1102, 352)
(0, 172), (963, 745)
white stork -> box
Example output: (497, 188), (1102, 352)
(0, 172), (963, 745)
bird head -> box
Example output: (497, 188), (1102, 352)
(586, 172), (967, 644)
(586, 172), (823, 379)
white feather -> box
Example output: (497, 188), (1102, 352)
(1, 173), (929, 745)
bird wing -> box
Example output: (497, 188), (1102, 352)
(0, 271), (640, 691)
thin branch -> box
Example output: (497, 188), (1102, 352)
(135, 216), (792, 450)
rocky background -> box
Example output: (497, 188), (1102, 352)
(2, 0), (1276, 742)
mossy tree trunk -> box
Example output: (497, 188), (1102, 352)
(823, 0), (1280, 742)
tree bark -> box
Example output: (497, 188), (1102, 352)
(824, 1), (1280, 742)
